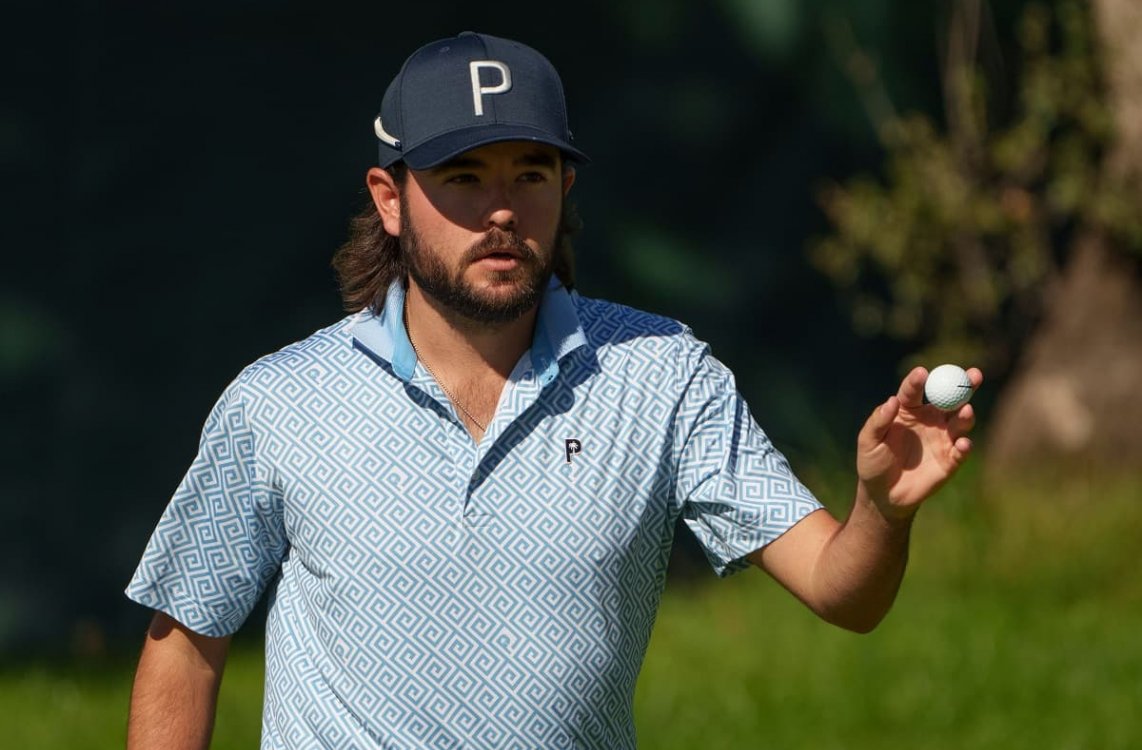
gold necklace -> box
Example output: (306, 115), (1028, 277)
(404, 306), (488, 433)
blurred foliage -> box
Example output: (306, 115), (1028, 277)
(811, 0), (1142, 372)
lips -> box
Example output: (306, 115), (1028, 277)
(476, 247), (525, 261)
(467, 237), (533, 262)
(472, 252), (525, 272)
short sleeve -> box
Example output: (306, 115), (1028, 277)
(125, 375), (288, 636)
(673, 351), (823, 577)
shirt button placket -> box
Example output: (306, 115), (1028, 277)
(440, 423), (473, 526)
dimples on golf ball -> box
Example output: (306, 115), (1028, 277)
(925, 364), (973, 411)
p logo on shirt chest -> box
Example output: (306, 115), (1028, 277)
(565, 438), (582, 464)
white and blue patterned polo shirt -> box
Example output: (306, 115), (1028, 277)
(127, 280), (822, 749)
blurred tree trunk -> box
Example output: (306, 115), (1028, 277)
(987, 0), (1142, 473)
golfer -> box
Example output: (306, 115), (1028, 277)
(126, 31), (982, 749)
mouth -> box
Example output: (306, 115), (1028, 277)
(469, 244), (534, 274)
(472, 253), (525, 273)
(475, 247), (526, 261)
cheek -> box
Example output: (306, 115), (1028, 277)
(405, 197), (474, 246)
(426, 196), (481, 229)
(520, 193), (564, 238)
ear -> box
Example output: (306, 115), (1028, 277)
(562, 165), (576, 197)
(366, 167), (402, 236)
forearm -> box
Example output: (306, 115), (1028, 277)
(759, 370), (978, 632)
(807, 484), (914, 633)
(127, 613), (230, 750)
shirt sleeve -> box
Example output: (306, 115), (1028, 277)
(125, 375), (288, 637)
(673, 348), (823, 577)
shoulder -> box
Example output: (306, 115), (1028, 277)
(570, 291), (713, 382)
(230, 312), (366, 394)
(189, 313), (367, 440)
(572, 293), (698, 348)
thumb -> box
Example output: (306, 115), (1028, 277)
(858, 396), (899, 454)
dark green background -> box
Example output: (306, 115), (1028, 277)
(1, 1), (1021, 651)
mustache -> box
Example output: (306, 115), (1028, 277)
(461, 229), (537, 264)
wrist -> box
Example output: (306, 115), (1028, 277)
(856, 481), (918, 528)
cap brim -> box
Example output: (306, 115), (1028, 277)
(399, 123), (589, 170)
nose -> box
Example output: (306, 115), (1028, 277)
(484, 182), (517, 230)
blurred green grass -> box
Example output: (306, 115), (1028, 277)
(6, 469), (1140, 748)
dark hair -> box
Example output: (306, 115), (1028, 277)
(332, 163), (582, 315)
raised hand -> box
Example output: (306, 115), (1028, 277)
(856, 366), (983, 520)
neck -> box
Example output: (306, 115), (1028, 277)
(403, 282), (538, 377)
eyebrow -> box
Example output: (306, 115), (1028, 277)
(431, 150), (559, 173)
(515, 151), (559, 168)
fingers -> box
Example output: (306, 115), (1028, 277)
(951, 436), (973, 464)
(948, 399), (977, 463)
(948, 403), (976, 438)
(897, 366), (928, 408)
(945, 367), (981, 436)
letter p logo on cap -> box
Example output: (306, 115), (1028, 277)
(469, 60), (512, 116)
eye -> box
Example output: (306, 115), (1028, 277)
(445, 173), (479, 184)
(517, 171), (548, 183)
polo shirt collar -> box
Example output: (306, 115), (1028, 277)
(350, 278), (587, 386)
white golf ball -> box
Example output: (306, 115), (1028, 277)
(924, 364), (974, 411)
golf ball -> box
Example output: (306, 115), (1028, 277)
(924, 364), (974, 411)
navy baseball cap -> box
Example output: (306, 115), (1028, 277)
(374, 32), (589, 169)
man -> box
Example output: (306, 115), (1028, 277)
(126, 32), (981, 750)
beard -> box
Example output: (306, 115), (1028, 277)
(400, 210), (557, 325)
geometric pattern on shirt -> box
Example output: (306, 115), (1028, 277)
(126, 290), (822, 750)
